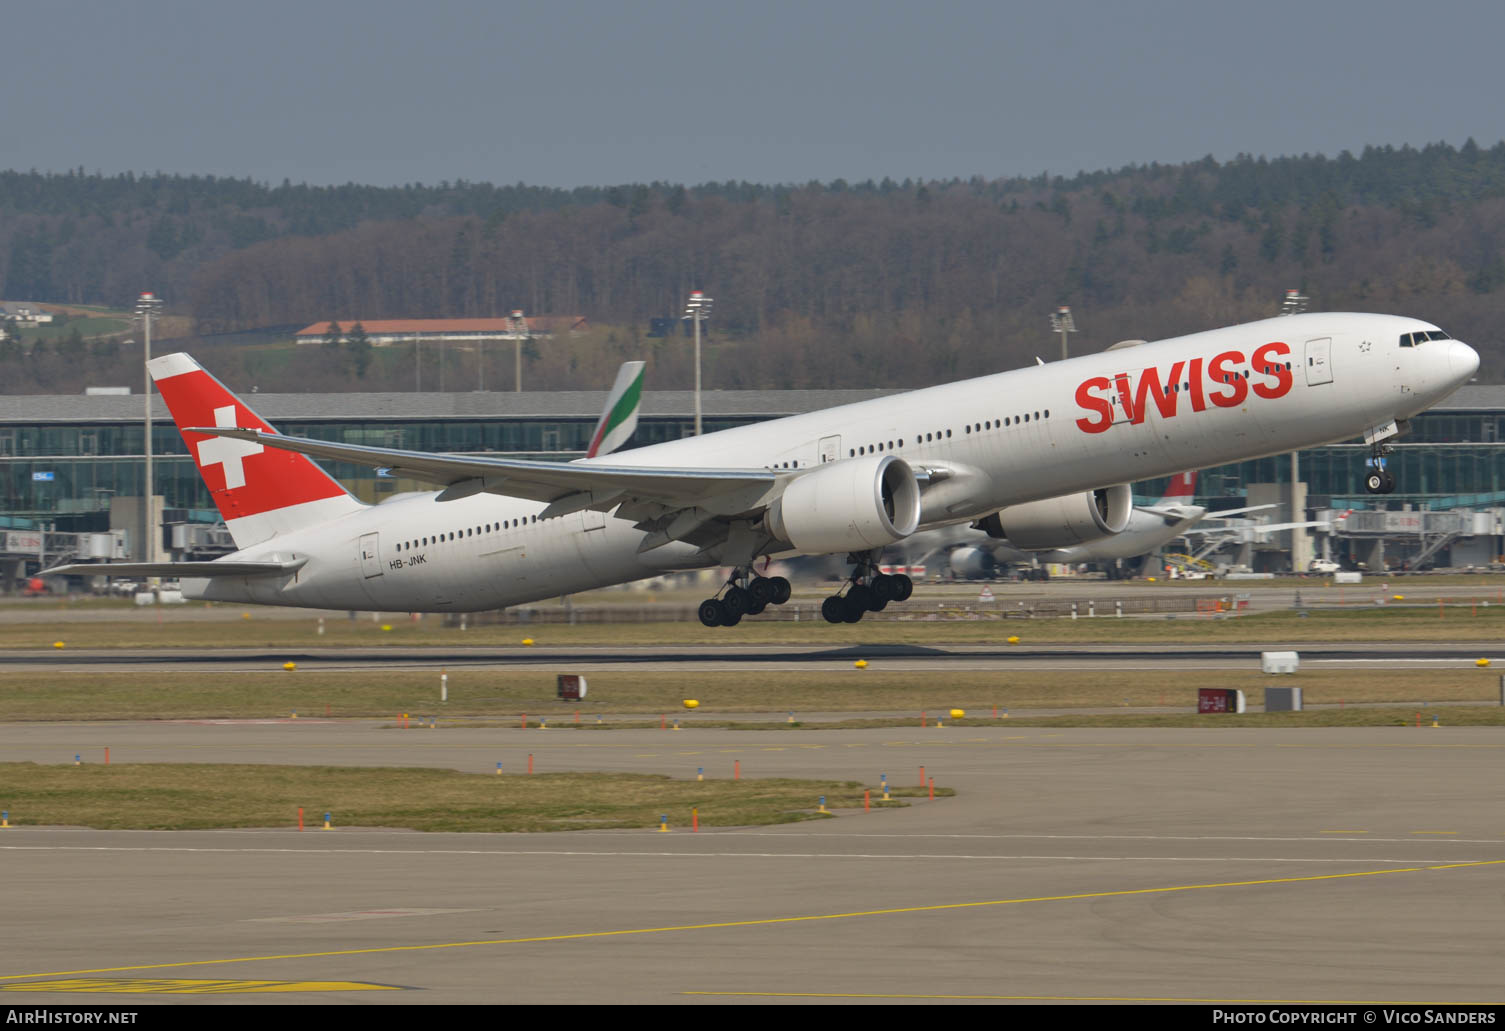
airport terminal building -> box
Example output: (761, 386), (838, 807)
(1, 383), (1501, 579)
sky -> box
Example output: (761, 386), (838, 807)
(5, 0), (1505, 189)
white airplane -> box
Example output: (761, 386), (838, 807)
(937, 469), (1309, 579)
(934, 470), (1220, 579)
(54, 313), (1477, 627)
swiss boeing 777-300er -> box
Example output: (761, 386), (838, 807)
(54, 313), (1478, 626)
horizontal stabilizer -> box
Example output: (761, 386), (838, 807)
(45, 559), (306, 579)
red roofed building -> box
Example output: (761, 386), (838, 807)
(294, 316), (588, 346)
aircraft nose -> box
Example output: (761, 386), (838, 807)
(1450, 340), (1480, 383)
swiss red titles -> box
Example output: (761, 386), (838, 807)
(1074, 342), (1291, 434)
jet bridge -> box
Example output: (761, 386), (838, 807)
(1315, 507), (1501, 570)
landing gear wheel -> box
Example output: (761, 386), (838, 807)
(841, 595), (866, 623)
(1365, 472), (1385, 494)
(1381, 470), (1396, 494)
(821, 595), (846, 624)
(769, 576), (792, 605)
(697, 599), (722, 627)
(748, 576), (776, 608)
(746, 599), (768, 616)
(846, 584), (875, 612)
(891, 573), (913, 601)
(719, 602), (742, 627)
(723, 586), (751, 617)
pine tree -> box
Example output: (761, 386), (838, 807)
(345, 321), (372, 377)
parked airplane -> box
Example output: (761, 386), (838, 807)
(54, 313), (1477, 626)
(933, 470), (1292, 580)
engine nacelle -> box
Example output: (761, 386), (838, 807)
(975, 484), (1133, 551)
(766, 454), (921, 554)
(947, 545), (993, 580)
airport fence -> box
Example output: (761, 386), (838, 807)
(443, 593), (1233, 626)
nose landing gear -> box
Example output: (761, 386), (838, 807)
(1364, 443), (1396, 495)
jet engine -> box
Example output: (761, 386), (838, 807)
(766, 454), (921, 554)
(974, 484), (1133, 551)
(947, 545), (994, 580)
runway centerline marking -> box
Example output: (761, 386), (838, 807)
(4, 860), (1502, 982)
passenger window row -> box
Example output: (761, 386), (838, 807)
(394, 512), (560, 553)
(844, 411), (1055, 456)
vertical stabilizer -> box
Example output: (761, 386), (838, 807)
(1154, 470), (1198, 507)
(149, 353), (365, 547)
(585, 361), (646, 458)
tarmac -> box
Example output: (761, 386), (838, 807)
(0, 721), (1501, 1004)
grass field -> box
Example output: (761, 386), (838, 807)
(13, 602), (1505, 648)
(0, 667), (1495, 722)
(23, 316), (130, 341)
(0, 763), (941, 832)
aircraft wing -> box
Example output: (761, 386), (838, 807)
(1198, 503), (1280, 520)
(1232, 519), (1332, 535)
(1189, 518), (1332, 543)
(45, 559), (307, 579)
(189, 427), (783, 518)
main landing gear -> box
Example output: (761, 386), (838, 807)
(697, 571), (793, 627)
(1364, 443), (1397, 495)
(820, 554), (914, 624)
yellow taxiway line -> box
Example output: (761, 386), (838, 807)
(2, 859), (1501, 983)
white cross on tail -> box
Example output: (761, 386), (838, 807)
(196, 405), (263, 490)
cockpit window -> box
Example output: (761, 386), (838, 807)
(1402, 329), (1452, 347)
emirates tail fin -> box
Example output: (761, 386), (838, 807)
(149, 353), (365, 548)
(585, 361), (645, 458)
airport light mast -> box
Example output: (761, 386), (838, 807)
(134, 292), (163, 566)
(509, 310), (529, 392)
(1279, 288), (1311, 570)
(1049, 305), (1076, 360)
(683, 291), (713, 435)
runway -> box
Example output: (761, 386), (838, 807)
(0, 723), (1501, 1004)
(3, 641), (1503, 673)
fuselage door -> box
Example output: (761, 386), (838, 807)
(1305, 338), (1333, 386)
(358, 532), (383, 579)
(819, 435), (841, 463)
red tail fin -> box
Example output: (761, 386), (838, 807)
(1155, 470), (1198, 505)
(149, 353), (363, 547)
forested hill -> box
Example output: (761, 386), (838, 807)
(6, 140), (1505, 392)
